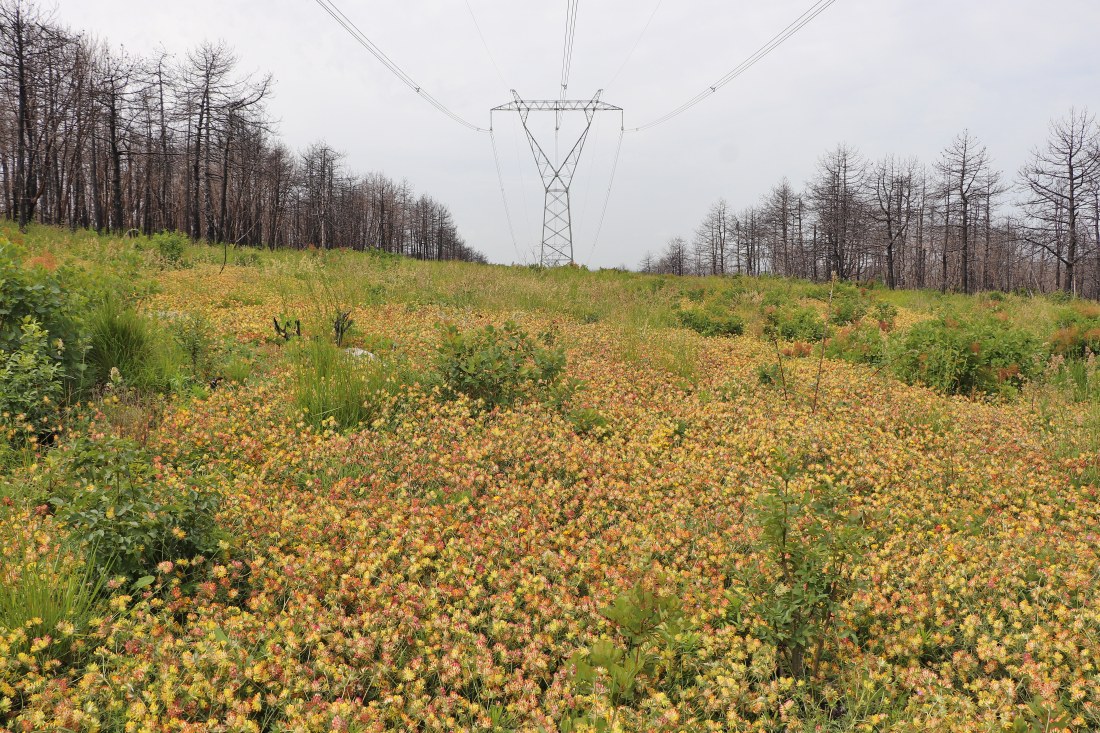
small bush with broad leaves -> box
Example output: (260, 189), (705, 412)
(436, 321), (567, 411)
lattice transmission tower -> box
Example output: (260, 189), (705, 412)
(492, 91), (622, 267)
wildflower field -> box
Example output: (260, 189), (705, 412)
(2, 225), (1100, 732)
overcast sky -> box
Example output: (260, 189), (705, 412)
(61, 0), (1100, 267)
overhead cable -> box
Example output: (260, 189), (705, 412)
(312, 0), (488, 132)
(464, 0), (509, 89)
(585, 117), (625, 265)
(560, 0), (580, 101)
(606, 0), (663, 90)
(629, 0), (838, 132)
(489, 128), (523, 262)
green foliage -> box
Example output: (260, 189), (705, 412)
(731, 449), (867, 680)
(563, 584), (701, 731)
(0, 240), (87, 390)
(829, 292), (869, 325)
(676, 306), (744, 337)
(86, 297), (181, 391)
(171, 313), (217, 381)
(436, 321), (566, 411)
(292, 337), (416, 430)
(825, 322), (886, 365)
(1047, 355), (1100, 402)
(1048, 312), (1100, 359)
(765, 305), (827, 342)
(45, 434), (223, 579)
(0, 319), (64, 444)
(756, 362), (784, 388)
(1010, 699), (1073, 732)
(567, 407), (611, 439)
(149, 231), (188, 268)
(874, 302), (899, 328)
(890, 316), (1041, 396)
(0, 545), (106, 664)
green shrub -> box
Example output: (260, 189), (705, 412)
(0, 318), (64, 444)
(730, 450), (866, 679)
(874, 302), (899, 329)
(150, 230), (188, 268)
(1048, 320), (1100, 359)
(890, 317), (1041, 396)
(436, 321), (566, 411)
(563, 583), (700, 731)
(756, 362), (785, 389)
(829, 293), (869, 325)
(171, 313), (217, 380)
(292, 337), (415, 430)
(0, 240), (87, 390)
(677, 307), (744, 337)
(46, 434), (223, 579)
(766, 305), (827, 342)
(825, 322), (886, 365)
(567, 406), (611, 439)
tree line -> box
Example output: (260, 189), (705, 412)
(0, 0), (485, 262)
(641, 110), (1100, 298)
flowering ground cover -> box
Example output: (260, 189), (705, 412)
(2, 227), (1100, 731)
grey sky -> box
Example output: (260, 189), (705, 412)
(62, 0), (1100, 267)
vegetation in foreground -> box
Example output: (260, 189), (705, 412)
(1, 223), (1099, 731)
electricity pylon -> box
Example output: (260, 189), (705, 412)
(492, 90), (622, 267)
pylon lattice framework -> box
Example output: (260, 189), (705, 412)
(492, 90), (622, 266)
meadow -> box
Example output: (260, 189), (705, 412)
(1, 224), (1099, 732)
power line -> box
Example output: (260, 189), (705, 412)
(560, 0), (579, 102)
(489, 128), (523, 262)
(629, 0), (838, 133)
(606, 0), (663, 90)
(585, 119), (625, 265)
(464, 0), (509, 89)
(312, 0), (487, 132)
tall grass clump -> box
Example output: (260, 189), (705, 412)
(0, 545), (106, 664)
(85, 297), (180, 390)
(292, 338), (413, 430)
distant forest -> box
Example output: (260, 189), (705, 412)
(0, 0), (486, 262)
(643, 115), (1100, 299)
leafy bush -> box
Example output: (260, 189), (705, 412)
(1048, 320), (1100, 359)
(0, 240), (87, 390)
(46, 434), (223, 579)
(150, 231), (188, 268)
(874, 301), (899, 329)
(677, 306), (744, 337)
(730, 450), (866, 679)
(830, 292), (869, 325)
(436, 321), (566, 411)
(567, 406), (611, 439)
(171, 313), (217, 380)
(563, 584), (701, 730)
(0, 319), (64, 444)
(293, 337), (416, 430)
(765, 305), (827, 342)
(890, 316), (1041, 396)
(825, 322), (887, 365)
